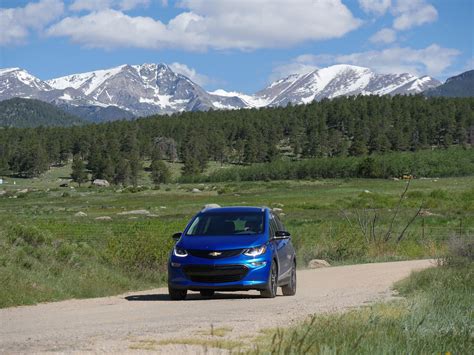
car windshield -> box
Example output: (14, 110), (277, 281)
(185, 212), (265, 236)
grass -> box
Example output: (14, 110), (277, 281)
(252, 256), (473, 354)
(195, 326), (234, 337)
(0, 167), (473, 307)
(129, 335), (243, 351)
(156, 337), (243, 350)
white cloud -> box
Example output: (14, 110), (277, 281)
(370, 28), (396, 44)
(273, 44), (460, 79)
(70, 0), (150, 11)
(0, 0), (64, 45)
(47, 9), (205, 50)
(392, 0), (438, 30)
(358, 0), (391, 15)
(169, 62), (210, 86)
(47, 0), (362, 51)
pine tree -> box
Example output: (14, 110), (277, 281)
(113, 158), (130, 186)
(128, 151), (141, 186)
(150, 159), (171, 187)
(71, 155), (88, 186)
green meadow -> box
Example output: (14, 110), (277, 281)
(0, 162), (472, 308)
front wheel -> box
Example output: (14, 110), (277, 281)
(260, 261), (278, 298)
(281, 261), (296, 296)
(169, 286), (187, 300)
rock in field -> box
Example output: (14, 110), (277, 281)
(308, 259), (331, 269)
(117, 209), (150, 216)
(192, 188), (201, 193)
(74, 211), (87, 217)
(95, 216), (112, 221)
(93, 179), (110, 187)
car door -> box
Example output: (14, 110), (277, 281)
(274, 214), (294, 276)
(270, 213), (290, 279)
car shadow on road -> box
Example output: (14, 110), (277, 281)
(125, 292), (262, 301)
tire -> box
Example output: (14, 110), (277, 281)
(281, 261), (297, 296)
(200, 290), (215, 298)
(168, 286), (187, 300)
(260, 261), (278, 298)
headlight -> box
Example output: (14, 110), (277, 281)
(173, 246), (188, 257)
(243, 245), (267, 257)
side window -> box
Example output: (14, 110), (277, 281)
(269, 214), (278, 237)
(274, 215), (285, 232)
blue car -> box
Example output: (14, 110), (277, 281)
(168, 206), (296, 300)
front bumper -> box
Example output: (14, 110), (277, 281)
(168, 254), (271, 291)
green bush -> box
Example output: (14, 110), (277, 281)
(190, 147), (474, 183)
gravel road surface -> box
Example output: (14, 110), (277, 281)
(0, 259), (434, 353)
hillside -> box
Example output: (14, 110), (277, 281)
(0, 98), (84, 128)
(425, 70), (474, 97)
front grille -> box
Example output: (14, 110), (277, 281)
(187, 249), (243, 259)
(183, 264), (248, 283)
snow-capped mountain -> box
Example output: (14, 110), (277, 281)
(0, 64), (247, 119)
(0, 68), (55, 99)
(0, 63), (441, 122)
(214, 65), (440, 108)
(45, 63), (247, 116)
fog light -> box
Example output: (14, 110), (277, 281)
(251, 261), (267, 267)
(171, 262), (181, 268)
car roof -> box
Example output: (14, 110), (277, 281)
(200, 206), (267, 214)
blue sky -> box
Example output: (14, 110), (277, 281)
(0, 0), (472, 93)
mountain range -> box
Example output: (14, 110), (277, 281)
(1, 63), (470, 123)
(425, 70), (474, 98)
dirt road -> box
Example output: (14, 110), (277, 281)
(0, 259), (433, 353)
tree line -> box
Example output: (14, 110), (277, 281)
(0, 95), (473, 183)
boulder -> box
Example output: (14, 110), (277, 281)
(419, 209), (436, 217)
(307, 259), (331, 269)
(95, 216), (112, 221)
(192, 188), (201, 193)
(0, 190), (6, 196)
(74, 211), (87, 217)
(17, 189), (28, 194)
(93, 179), (110, 187)
(117, 209), (150, 216)
(272, 207), (283, 213)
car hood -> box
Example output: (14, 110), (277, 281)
(178, 234), (267, 251)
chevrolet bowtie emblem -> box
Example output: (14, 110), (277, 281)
(209, 251), (222, 257)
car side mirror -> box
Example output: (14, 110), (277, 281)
(273, 230), (291, 240)
(172, 232), (182, 241)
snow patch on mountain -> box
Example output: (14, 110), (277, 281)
(47, 65), (127, 95)
(209, 89), (270, 108)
